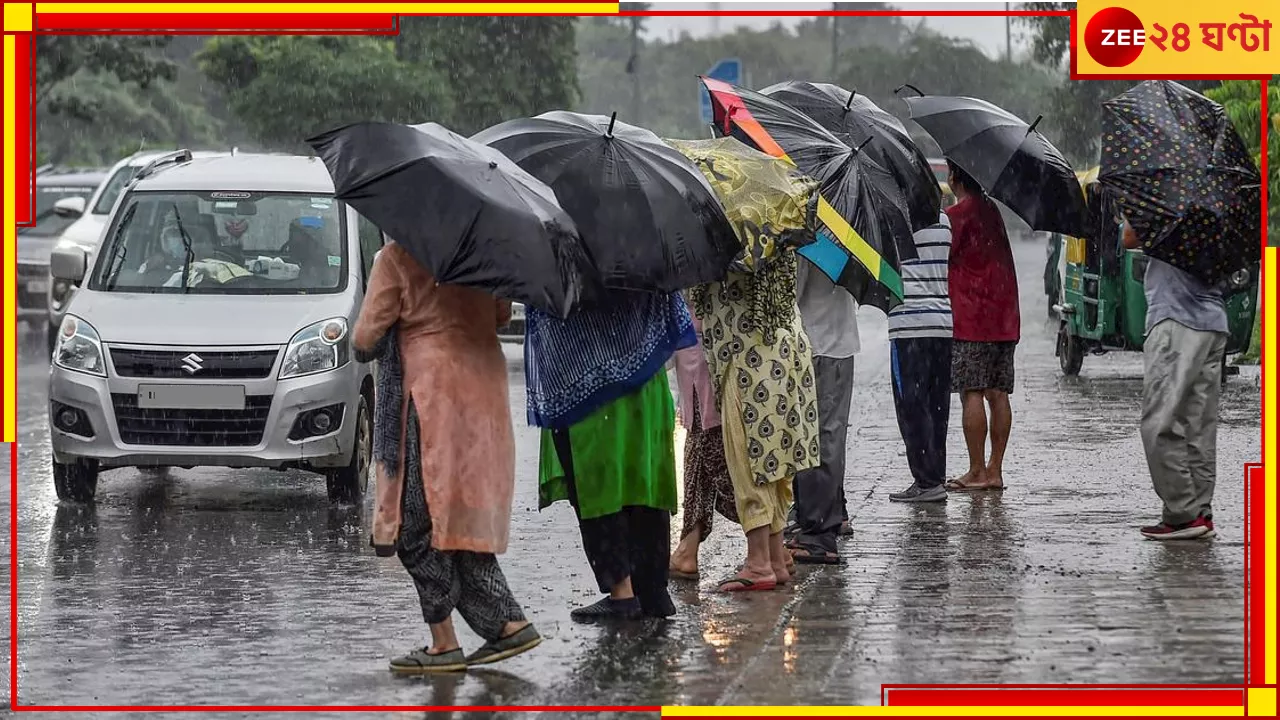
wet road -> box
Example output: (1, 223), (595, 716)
(6, 240), (1259, 712)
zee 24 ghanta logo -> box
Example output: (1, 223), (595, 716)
(1084, 6), (1272, 68)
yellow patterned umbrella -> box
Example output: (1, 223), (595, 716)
(666, 137), (820, 273)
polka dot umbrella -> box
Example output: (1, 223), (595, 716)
(1098, 80), (1262, 285)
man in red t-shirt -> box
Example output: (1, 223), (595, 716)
(943, 160), (1019, 492)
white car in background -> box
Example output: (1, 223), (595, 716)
(46, 149), (229, 353)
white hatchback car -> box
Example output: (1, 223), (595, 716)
(48, 151), (387, 504)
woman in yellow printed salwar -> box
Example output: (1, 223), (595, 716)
(675, 138), (822, 592)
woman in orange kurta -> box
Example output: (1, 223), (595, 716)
(353, 241), (540, 674)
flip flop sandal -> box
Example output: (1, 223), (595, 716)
(465, 624), (542, 666)
(788, 546), (842, 565)
(389, 647), (468, 674)
(668, 567), (700, 581)
(717, 576), (777, 592)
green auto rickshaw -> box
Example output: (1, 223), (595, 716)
(1049, 177), (1258, 379)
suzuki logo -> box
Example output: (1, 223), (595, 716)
(181, 353), (204, 375)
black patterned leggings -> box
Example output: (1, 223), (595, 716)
(396, 407), (526, 642)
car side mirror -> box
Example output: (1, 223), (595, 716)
(50, 246), (88, 283)
(52, 196), (87, 219)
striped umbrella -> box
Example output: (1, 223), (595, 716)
(700, 76), (914, 313)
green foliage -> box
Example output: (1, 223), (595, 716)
(36, 35), (231, 165)
(1204, 79), (1279, 238)
(399, 17), (579, 135)
(198, 36), (453, 151)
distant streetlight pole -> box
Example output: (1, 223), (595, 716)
(830, 2), (840, 78)
(1006, 2), (1013, 62)
(630, 14), (642, 125)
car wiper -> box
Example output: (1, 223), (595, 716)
(171, 203), (196, 293)
(102, 203), (138, 291)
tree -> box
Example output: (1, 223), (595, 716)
(198, 36), (453, 151)
(37, 36), (175, 111)
(399, 17), (579, 135)
(36, 36), (229, 165)
(1018, 3), (1224, 166)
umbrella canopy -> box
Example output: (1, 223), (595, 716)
(1098, 80), (1261, 284)
(700, 76), (913, 313)
(665, 136), (820, 273)
(307, 121), (589, 318)
(473, 111), (740, 293)
(760, 80), (942, 232)
(901, 93), (1088, 237)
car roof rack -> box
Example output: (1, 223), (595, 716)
(134, 149), (194, 182)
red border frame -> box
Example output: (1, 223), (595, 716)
(5, 4), (1269, 713)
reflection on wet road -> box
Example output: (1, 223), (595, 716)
(9, 241), (1257, 709)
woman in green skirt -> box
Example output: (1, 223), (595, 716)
(525, 289), (697, 621)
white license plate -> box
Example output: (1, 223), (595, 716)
(137, 384), (245, 410)
(26, 280), (48, 294)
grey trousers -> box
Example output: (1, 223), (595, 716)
(792, 355), (856, 554)
(1141, 319), (1228, 526)
(397, 408), (525, 641)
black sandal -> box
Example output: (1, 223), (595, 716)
(389, 647), (467, 674)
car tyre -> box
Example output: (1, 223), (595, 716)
(326, 392), (371, 504)
(53, 457), (99, 502)
(1057, 324), (1084, 376)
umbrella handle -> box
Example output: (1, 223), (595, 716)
(1027, 115), (1043, 134)
(894, 84), (924, 97)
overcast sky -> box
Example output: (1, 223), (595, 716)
(642, 2), (1034, 59)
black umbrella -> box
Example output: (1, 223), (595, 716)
(473, 111), (740, 293)
(1098, 80), (1261, 285)
(702, 76), (913, 313)
(307, 121), (589, 318)
(760, 80), (942, 231)
(900, 90), (1088, 237)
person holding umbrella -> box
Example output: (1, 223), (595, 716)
(1122, 219), (1225, 540)
(528, 290), (696, 620)
(670, 137), (823, 588)
(944, 160), (1019, 493)
(354, 242), (541, 674)
(1096, 80), (1262, 540)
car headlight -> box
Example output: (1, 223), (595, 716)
(280, 318), (350, 379)
(1229, 268), (1251, 289)
(53, 315), (106, 376)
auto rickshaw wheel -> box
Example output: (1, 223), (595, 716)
(1057, 324), (1084, 376)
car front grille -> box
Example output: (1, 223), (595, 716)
(111, 394), (273, 447)
(109, 347), (280, 379)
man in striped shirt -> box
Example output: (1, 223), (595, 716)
(887, 212), (953, 503)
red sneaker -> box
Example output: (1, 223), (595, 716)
(1141, 517), (1211, 540)
(1202, 514), (1216, 539)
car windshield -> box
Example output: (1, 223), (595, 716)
(92, 165), (140, 215)
(91, 191), (347, 295)
(22, 184), (97, 237)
